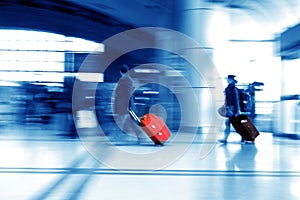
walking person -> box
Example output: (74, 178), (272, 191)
(218, 75), (243, 143)
(113, 64), (145, 144)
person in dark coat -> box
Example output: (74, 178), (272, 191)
(114, 65), (136, 116)
(113, 64), (145, 143)
(219, 75), (243, 143)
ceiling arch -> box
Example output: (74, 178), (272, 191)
(0, 0), (299, 42)
(0, 0), (134, 43)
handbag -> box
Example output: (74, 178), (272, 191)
(218, 105), (234, 117)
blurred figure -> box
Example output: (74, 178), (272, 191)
(219, 75), (242, 143)
(113, 64), (145, 143)
(247, 81), (264, 120)
(62, 76), (78, 138)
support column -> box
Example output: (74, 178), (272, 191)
(172, 1), (220, 129)
(174, 0), (214, 58)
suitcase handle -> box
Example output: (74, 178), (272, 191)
(128, 108), (142, 126)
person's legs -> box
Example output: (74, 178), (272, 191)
(219, 118), (231, 143)
(123, 115), (146, 143)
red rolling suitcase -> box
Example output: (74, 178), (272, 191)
(129, 109), (171, 145)
(231, 115), (259, 141)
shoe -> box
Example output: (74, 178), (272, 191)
(218, 139), (227, 144)
(244, 140), (255, 144)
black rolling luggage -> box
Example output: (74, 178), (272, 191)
(231, 115), (259, 141)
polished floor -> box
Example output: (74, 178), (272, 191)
(0, 123), (300, 200)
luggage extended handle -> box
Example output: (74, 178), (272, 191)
(128, 108), (142, 126)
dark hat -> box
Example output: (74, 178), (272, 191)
(227, 75), (237, 83)
(227, 75), (236, 79)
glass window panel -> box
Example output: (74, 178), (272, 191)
(0, 72), (64, 82)
(0, 29), (103, 84)
(0, 51), (62, 62)
(281, 58), (300, 95)
(0, 61), (64, 72)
